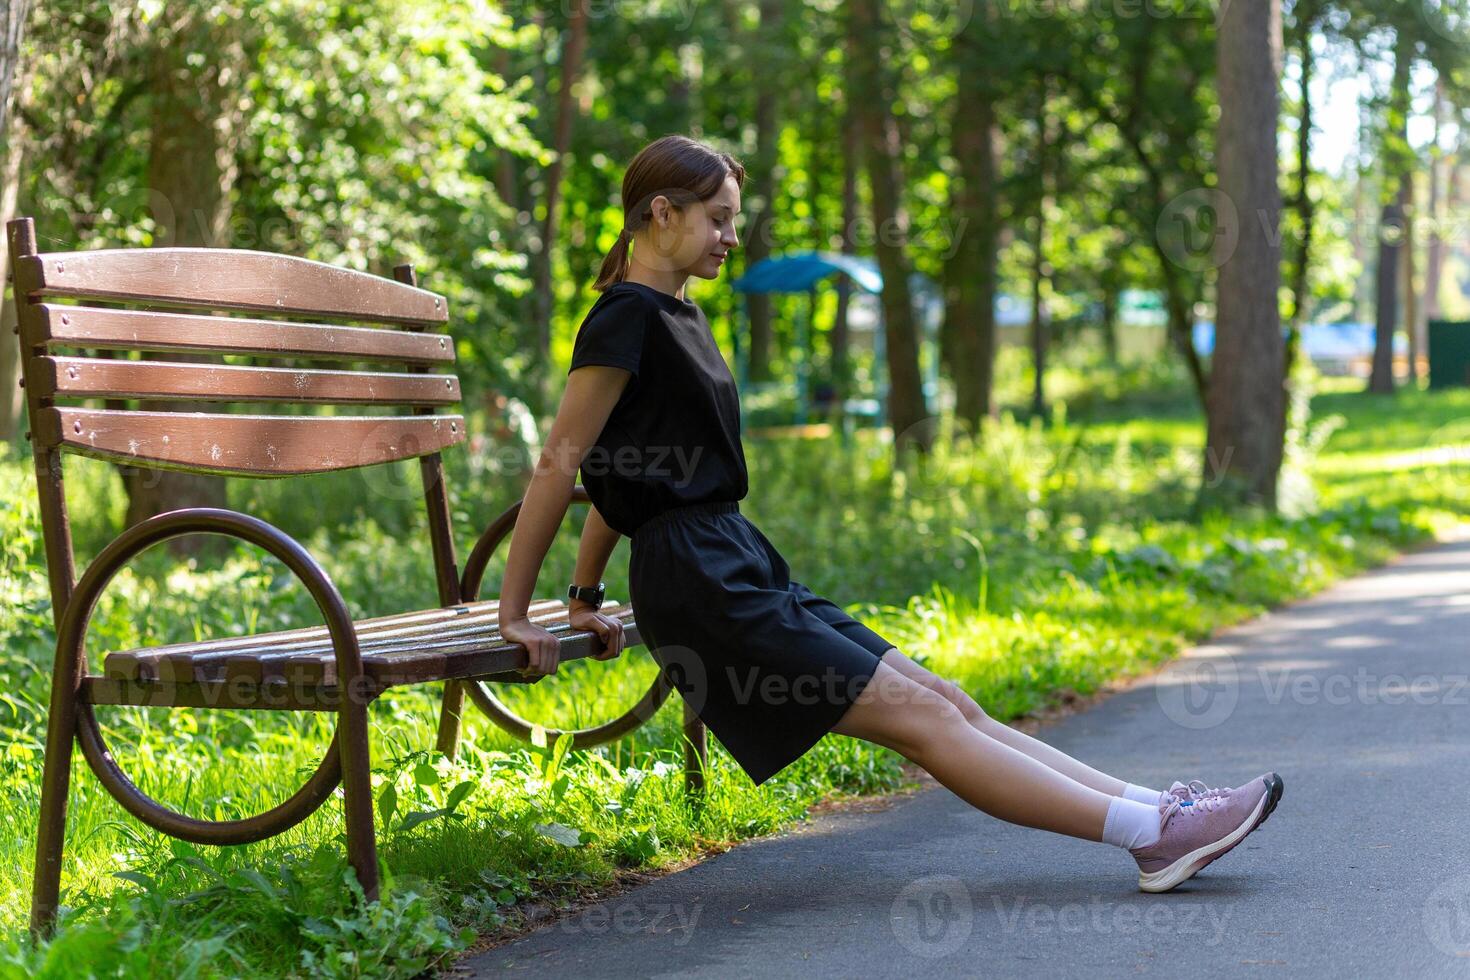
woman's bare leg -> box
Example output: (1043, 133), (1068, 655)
(877, 647), (1142, 798)
(831, 659), (1115, 842)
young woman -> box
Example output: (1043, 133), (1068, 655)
(496, 134), (1283, 893)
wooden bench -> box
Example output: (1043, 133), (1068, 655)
(6, 217), (708, 936)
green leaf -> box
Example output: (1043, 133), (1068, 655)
(112, 870), (157, 893)
(378, 782), (399, 826)
(534, 821), (591, 847)
(445, 779), (475, 812)
(413, 761), (440, 786)
(397, 808), (448, 833)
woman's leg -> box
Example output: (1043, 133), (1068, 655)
(831, 659), (1115, 842)
(878, 647), (1142, 798)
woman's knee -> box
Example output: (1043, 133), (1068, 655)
(832, 661), (971, 757)
(882, 649), (995, 729)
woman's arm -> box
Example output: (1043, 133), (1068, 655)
(498, 364), (631, 676)
(569, 505), (627, 661)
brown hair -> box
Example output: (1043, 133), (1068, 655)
(593, 134), (746, 292)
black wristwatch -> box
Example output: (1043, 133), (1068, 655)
(568, 581), (606, 610)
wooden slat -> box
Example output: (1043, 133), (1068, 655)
(34, 304), (455, 364)
(36, 408), (464, 476)
(14, 249), (447, 324)
(101, 599), (641, 689)
(37, 356), (461, 406)
(107, 599), (561, 682)
(284, 603), (640, 687)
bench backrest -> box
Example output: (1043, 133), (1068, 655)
(6, 216), (467, 618)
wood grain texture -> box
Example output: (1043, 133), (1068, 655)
(37, 356), (460, 406)
(102, 598), (642, 688)
(33, 304), (455, 363)
(13, 249), (448, 324)
(36, 408), (465, 475)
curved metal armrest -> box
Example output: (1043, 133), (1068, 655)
(56, 507), (358, 845)
(61, 507), (364, 682)
(460, 484), (594, 604)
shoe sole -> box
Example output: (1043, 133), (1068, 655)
(1136, 774), (1280, 893)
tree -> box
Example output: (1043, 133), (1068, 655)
(1201, 0), (1285, 509)
(0, 0), (29, 445)
(741, 0), (785, 385)
(1368, 31), (1411, 395)
(122, 5), (250, 530)
(846, 0), (929, 456)
(0, 0), (27, 143)
(529, 0), (587, 416)
(945, 0), (1002, 432)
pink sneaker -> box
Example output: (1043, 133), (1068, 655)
(1130, 773), (1282, 892)
(1169, 774), (1283, 827)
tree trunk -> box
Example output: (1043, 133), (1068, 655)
(0, 15), (28, 446)
(1200, 0), (1284, 511)
(0, 117), (22, 445)
(1100, 278), (1120, 363)
(743, 0), (782, 384)
(832, 102), (859, 410)
(1403, 177), (1419, 384)
(1369, 36), (1412, 395)
(125, 12), (244, 531)
(0, 0), (28, 144)
(1284, 5), (1315, 383)
(945, 5), (1000, 434)
(1425, 79), (1445, 324)
(1029, 83), (1051, 420)
(846, 0), (929, 456)
(530, 0), (587, 417)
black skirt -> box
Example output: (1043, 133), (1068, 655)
(627, 500), (895, 786)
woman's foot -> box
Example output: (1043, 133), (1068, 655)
(1129, 773), (1283, 892)
(1169, 773), (1285, 827)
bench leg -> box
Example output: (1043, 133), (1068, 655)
(435, 681), (464, 758)
(682, 700), (707, 797)
(339, 696), (379, 903)
(29, 688), (79, 938)
(435, 679), (465, 759)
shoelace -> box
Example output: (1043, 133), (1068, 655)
(1159, 790), (1225, 825)
(1181, 779), (1226, 800)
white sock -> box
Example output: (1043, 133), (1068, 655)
(1101, 796), (1162, 850)
(1122, 782), (1166, 806)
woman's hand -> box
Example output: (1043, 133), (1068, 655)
(568, 604), (626, 662)
(500, 615), (563, 677)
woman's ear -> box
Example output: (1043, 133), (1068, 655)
(650, 194), (672, 229)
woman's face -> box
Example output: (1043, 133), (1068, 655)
(647, 173), (742, 280)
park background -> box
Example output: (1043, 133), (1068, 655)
(1, 0), (1470, 975)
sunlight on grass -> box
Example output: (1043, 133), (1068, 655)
(0, 366), (1466, 976)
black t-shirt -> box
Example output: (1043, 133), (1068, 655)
(566, 280), (749, 536)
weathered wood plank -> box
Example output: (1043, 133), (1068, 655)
(37, 356), (460, 406)
(14, 249), (448, 324)
(34, 304), (455, 364)
(36, 408), (464, 476)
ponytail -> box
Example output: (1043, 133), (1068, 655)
(593, 227), (633, 292)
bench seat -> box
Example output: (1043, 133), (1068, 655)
(98, 597), (641, 690)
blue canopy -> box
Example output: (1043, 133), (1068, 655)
(730, 251), (884, 294)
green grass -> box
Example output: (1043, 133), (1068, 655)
(0, 360), (1466, 977)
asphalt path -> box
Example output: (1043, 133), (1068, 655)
(460, 536), (1470, 978)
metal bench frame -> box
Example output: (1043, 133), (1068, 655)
(6, 217), (708, 937)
